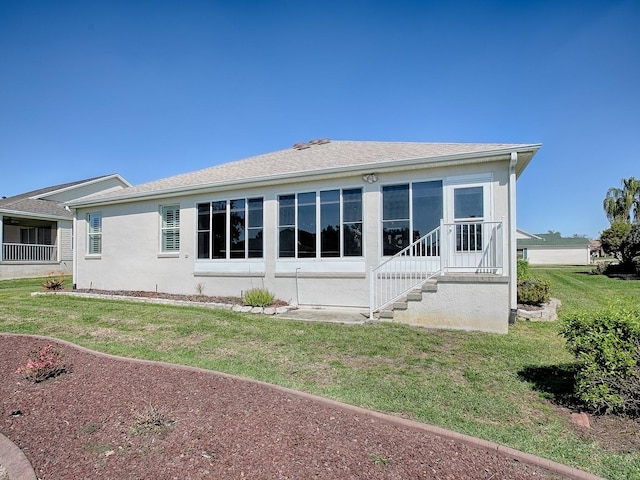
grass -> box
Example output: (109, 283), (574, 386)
(1, 272), (640, 478)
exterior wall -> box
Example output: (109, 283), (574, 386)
(391, 275), (510, 333)
(73, 159), (514, 320)
(525, 247), (590, 265)
(59, 221), (73, 261)
(0, 262), (72, 280)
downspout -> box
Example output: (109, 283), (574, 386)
(72, 209), (77, 289)
(508, 152), (518, 324)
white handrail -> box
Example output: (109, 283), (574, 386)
(369, 220), (504, 319)
(369, 226), (442, 319)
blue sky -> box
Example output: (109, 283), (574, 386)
(1, 0), (638, 239)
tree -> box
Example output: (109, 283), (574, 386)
(603, 177), (640, 224)
(600, 221), (632, 261)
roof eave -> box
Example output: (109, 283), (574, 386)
(68, 144), (542, 208)
(0, 208), (72, 221)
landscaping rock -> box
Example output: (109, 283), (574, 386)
(517, 298), (561, 322)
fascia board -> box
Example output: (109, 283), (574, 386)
(34, 174), (132, 200)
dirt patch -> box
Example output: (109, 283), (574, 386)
(1, 335), (569, 479)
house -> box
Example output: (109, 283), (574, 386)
(68, 140), (541, 333)
(516, 230), (591, 265)
(0, 175), (131, 279)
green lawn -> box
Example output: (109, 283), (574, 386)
(1, 270), (639, 479)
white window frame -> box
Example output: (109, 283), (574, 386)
(86, 212), (102, 256)
(160, 205), (180, 253)
(277, 188), (363, 259)
(196, 197), (264, 260)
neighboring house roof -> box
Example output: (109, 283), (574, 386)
(516, 228), (542, 240)
(0, 174), (128, 220)
(517, 232), (590, 249)
(69, 140), (541, 207)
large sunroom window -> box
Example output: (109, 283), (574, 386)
(382, 181), (442, 256)
(278, 188), (362, 258)
(197, 198), (263, 259)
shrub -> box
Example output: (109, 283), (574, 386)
(42, 271), (65, 291)
(243, 288), (275, 307)
(16, 344), (71, 383)
(633, 256), (640, 275)
(517, 258), (531, 281)
(590, 262), (610, 275)
(561, 305), (640, 416)
(517, 277), (550, 305)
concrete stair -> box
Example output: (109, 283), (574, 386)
(379, 278), (438, 320)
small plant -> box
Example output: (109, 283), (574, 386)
(130, 405), (175, 435)
(369, 452), (391, 467)
(42, 270), (66, 291)
(195, 282), (205, 295)
(243, 288), (275, 307)
(16, 344), (70, 383)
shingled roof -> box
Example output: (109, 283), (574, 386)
(69, 140), (541, 207)
(0, 175), (118, 219)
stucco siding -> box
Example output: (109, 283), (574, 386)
(73, 157), (516, 327)
(392, 275), (510, 333)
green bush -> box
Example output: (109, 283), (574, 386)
(633, 256), (640, 275)
(517, 258), (531, 281)
(517, 277), (550, 305)
(561, 305), (640, 416)
(243, 288), (275, 307)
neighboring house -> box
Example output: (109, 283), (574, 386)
(0, 175), (131, 279)
(516, 230), (591, 265)
(68, 140), (541, 333)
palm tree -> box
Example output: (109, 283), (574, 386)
(603, 177), (640, 224)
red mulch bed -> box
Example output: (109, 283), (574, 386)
(0, 335), (565, 479)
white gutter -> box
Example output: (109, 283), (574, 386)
(509, 152), (518, 324)
(68, 144), (542, 208)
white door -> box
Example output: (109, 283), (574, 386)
(444, 179), (492, 271)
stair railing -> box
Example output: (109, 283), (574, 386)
(369, 226), (442, 320)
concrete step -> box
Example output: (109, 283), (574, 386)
(379, 309), (394, 319)
(406, 291), (423, 302)
(393, 301), (408, 310)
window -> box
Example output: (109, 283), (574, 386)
(87, 213), (102, 255)
(197, 198), (263, 259)
(453, 186), (484, 252)
(382, 181), (442, 256)
(278, 188), (363, 258)
(20, 227), (52, 245)
(161, 205), (180, 252)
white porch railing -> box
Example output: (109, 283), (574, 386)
(2, 243), (57, 262)
(369, 221), (504, 319)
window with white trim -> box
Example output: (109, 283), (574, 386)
(161, 205), (180, 252)
(382, 181), (442, 256)
(197, 198), (263, 259)
(87, 213), (102, 255)
(278, 188), (363, 258)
